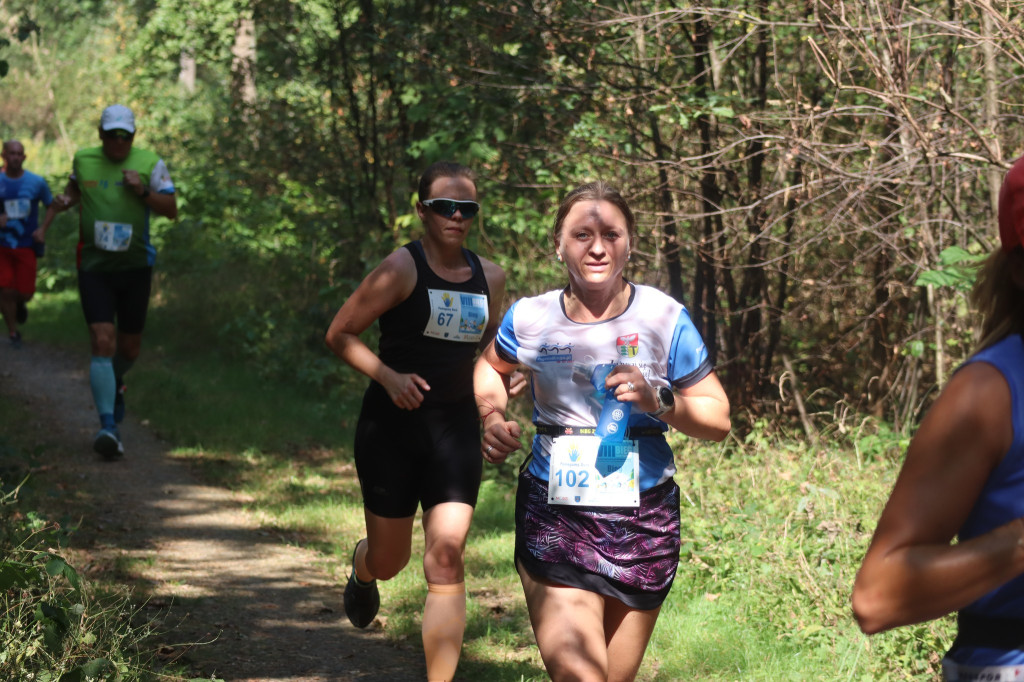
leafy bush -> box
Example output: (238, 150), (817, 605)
(0, 478), (150, 680)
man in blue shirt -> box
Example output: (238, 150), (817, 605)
(0, 140), (53, 348)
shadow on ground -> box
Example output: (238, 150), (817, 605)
(1, 341), (429, 681)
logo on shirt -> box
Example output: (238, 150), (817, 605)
(537, 342), (573, 364)
(616, 333), (639, 358)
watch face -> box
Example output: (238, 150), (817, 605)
(658, 386), (674, 407)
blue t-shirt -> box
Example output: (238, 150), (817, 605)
(0, 171), (54, 249)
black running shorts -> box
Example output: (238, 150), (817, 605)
(353, 382), (483, 518)
(77, 267), (153, 334)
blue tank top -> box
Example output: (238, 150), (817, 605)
(948, 333), (1024, 665)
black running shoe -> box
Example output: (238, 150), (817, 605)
(343, 539), (379, 628)
(15, 300), (27, 324)
(9, 331), (22, 349)
(93, 427), (124, 460)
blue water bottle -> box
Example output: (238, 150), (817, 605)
(592, 363), (629, 442)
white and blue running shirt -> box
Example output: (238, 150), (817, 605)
(494, 283), (714, 490)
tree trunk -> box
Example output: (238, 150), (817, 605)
(231, 15), (257, 108)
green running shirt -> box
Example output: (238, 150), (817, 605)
(72, 146), (174, 272)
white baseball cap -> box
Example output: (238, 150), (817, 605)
(99, 104), (136, 133)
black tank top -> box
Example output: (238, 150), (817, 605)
(376, 241), (490, 405)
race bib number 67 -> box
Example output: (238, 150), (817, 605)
(423, 289), (487, 342)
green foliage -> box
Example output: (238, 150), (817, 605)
(7, 0), (1024, 428)
(0, 466), (143, 679)
(915, 246), (987, 292)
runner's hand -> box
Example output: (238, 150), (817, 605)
(382, 371), (430, 410)
(607, 365), (658, 412)
(122, 169), (144, 196)
(482, 420), (522, 464)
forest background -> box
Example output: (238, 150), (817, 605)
(2, 0), (1022, 680)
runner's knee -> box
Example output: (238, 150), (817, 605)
(423, 541), (465, 584)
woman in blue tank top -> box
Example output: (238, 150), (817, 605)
(853, 156), (1024, 680)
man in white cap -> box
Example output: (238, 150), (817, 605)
(38, 104), (178, 460)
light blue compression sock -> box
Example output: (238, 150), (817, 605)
(112, 355), (135, 384)
(90, 356), (116, 428)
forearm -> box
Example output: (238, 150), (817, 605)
(474, 358), (511, 428)
(663, 393), (731, 441)
(145, 192), (177, 219)
(64, 182), (81, 208)
(853, 518), (1024, 633)
(38, 205), (59, 237)
(325, 331), (395, 387)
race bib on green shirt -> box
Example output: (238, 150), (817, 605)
(94, 221), (133, 252)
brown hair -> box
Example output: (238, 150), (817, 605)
(552, 181), (636, 247)
(971, 247), (1024, 352)
(417, 161), (476, 201)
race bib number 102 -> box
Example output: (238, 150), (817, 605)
(548, 435), (640, 508)
(423, 289), (487, 342)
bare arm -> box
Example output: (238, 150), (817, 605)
(122, 170), (177, 219)
(852, 362), (1022, 634)
(478, 256), (506, 350)
(324, 249), (425, 409)
(36, 204), (58, 241)
(664, 371), (731, 441)
(474, 341), (523, 464)
(64, 179), (81, 208)
(35, 180), (78, 242)
(144, 191), (178, 219)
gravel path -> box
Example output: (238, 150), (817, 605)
(1, 340), (424, 681)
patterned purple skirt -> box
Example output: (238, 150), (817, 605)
(514, 469), (681, 610)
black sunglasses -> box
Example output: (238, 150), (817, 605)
(422, 198), (480, 219)
(103, 130), (134, 141)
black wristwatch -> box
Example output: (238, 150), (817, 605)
(140, 187), (151, 199)
(650, 386), (675, 418)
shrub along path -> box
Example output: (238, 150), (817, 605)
(1, 341), (422, 682)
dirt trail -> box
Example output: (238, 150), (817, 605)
(1, 341), (424, 681)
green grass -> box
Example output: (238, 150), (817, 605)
(8, 289), (956, 681)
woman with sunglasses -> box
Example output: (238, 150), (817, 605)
(853, 157), (1024, 680)
(474, 181), (731, 681)
(325, 161), (505, 681)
